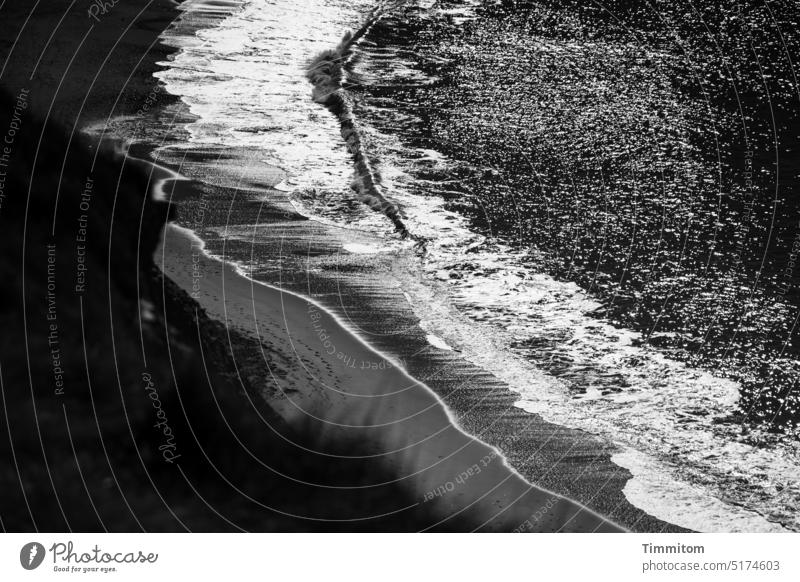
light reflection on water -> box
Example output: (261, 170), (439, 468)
(355, 1), (800, 433)
(349, 0), (800, 529)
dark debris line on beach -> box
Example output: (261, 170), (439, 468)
(305, 2), (413, 239)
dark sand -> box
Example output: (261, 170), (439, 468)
(158, 223), (624, 531)
(0, 0), (188, 126)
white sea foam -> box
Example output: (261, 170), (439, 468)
(612, 448), (785, 533)
(156, 0), (376, 193)
(425, 333), (454, 352)
(342, 242), (385, 254)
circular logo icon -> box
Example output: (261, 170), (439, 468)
(20, 542), (46, 570)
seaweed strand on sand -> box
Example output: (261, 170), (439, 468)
(305, 3), (411, 238)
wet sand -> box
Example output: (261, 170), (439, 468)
(150, 135), (686, 532)
(157, 222), (624, 531)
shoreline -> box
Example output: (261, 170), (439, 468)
(142, 0), (681, 531)
(140, 0), (691, 528)
(3, 0), (777, 533)
(157, 222), (625, 531)
(142, 130), (684, 530)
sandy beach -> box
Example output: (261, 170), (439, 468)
(144, 132), (685, 530)
(157, 223), (623, 531)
